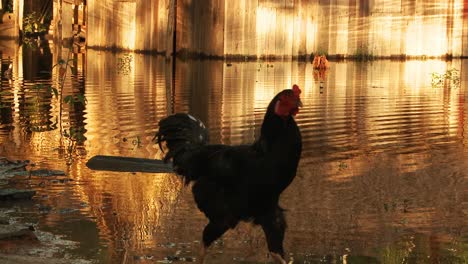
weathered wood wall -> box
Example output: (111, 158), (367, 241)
(85, 0), (468, 58)
(463, 1), (468, 56)
(227, 0), (465, 58)
(87, 0), (171, 53)
(176, 0), (225, 57)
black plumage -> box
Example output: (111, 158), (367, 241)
(156, 85), (302, 263)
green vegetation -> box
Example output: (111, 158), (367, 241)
(0, 90), (12, 109)
(338, 161), (348, 170)
(30, 55), (87, 159)
(311, 48), (328, 58)
(22, 12), (48, 36)
(53, 56), (87, 146)
(117, 53), (133, 75)
(353, 45), (375, 61)
(63, 94), (86, 106)
(63, 127), (86, 145)
(431, 68), (460, 88)
(2, 0), (13, 13)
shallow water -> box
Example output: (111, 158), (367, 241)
(0, 44), (467, 263)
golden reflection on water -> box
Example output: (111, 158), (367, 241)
(0, 44), (467, 262)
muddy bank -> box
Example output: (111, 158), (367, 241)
(0, 157), (91, 264)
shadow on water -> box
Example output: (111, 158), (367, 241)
(0, 41), (467, 263)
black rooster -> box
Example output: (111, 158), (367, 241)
(156, 85), (302, 263)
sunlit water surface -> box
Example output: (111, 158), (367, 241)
(0, 45), (467, 263)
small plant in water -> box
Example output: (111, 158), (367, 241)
(63, 127), (86, 145)
(338, 161), (348, 170)
(33, 54), (87, 161)
(431, 68), (460, 88)
(54, 56), (87, 159)
(123, 136), (143, 150)
(33, 83), (57, 97)
(311, 47), (328, 58)
(0, 91), (13, 109)
(117, 53), (133, 75)
(132, 136), (142, 148)
(63, 94), (87, 107)
(354, 45), (375, 61)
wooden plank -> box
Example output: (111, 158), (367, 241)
(86, 155), (174, 173)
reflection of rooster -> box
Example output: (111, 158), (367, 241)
(156, 85), (303, 263)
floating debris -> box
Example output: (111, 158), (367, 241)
(0, 189), (36, 200)
(37, 205), (52, 214)
(29, 169), (66, 177)
(0, 158), (29, 179)
(57, 208), (79, 215)
(0, 225), (37, 241)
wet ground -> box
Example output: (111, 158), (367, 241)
(0, 43), (466, 263)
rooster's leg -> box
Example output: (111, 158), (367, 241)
(259, 207), (287, 264)
(199, 221), (229, 263)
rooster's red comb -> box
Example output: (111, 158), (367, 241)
(292, 84), (301, 96)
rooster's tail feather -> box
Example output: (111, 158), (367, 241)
(155, 113), (208, 162)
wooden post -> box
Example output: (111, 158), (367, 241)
(14, 0), (23, 38)
(164, 0), (177, 114)
(55, 0), (62, 43)
(166, 0), (176, 58)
